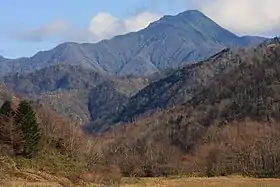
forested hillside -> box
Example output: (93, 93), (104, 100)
(3, 65), (149, 124)
(1, 38), (280, 186)
(101, 38), (280, 177)
(115, 38), (279, 124)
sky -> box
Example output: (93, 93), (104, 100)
(0, 0), (280, 58)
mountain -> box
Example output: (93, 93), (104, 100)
(2, 65), (111, 124)
(3, 65), (110, 96)
(102, 38), (280, 177)
(114, 48), (237, 123)
(0, 10), (266, 77)
(0, 57), (28, 77)
(113, 38), (280, 124)
(188, 37), (280, 123)
(3, 65), (149, 124)
(2, 39), (280, 183)
(34, 78), (148, 125)
(240, 35), (269, 45)
(35, 89), (92, 124)
(86, 81), (129, 131)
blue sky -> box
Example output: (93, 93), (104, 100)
(1, 0), (279, 58)
(0, 0), (189, 58)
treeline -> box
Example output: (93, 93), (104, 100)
(184, 121), (280, 177)
(100, 118), (280, 178)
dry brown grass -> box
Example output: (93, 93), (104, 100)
(0, 169), (117, 187)
(2, 174), (280, 187)
(121, 177), (280, 187)
(0, 170), (73, 187)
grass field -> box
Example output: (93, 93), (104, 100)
(1, 173), (280, 187)
(122, 177), (280, 187)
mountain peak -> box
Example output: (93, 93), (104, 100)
(154, 10), (205, 23)
(180, 9), (204, 15)
(55, 42), (80, 50)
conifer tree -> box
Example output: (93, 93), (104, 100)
(15, 100), (41, 158)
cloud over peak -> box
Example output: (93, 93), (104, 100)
(200, 0), (280, 36)
(88, 11), (160, 40)
(9, 0), (280, 44)
(12, 12), (160, 43)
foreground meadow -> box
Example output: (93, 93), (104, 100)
(122, 177), (280, 187)
(2, 173), (280, 187)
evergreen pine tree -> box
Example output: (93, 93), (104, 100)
(15, 100), (41, 158)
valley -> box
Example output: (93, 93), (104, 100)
(0, 7), (280, 187)
(0, 10), (267, 131)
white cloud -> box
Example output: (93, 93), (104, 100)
(88, 12), (119, 39)
(198, 0), (280, 36)
(124, 12), (161, 32)
(7, 0), (280, 44)
(12, 20), (72, 42)
(89, 12), (160, 40)
(88, 1), (280, 38)
(11, 12), (160, 43)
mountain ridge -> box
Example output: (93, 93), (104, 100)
(2, 64), (149, 124)
(111, 38), (280, 126)
(0, 10), (267, 77)
(100, 37), (280, 177)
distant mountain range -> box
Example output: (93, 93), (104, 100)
(0, 10), (266, 77)
(0, 10), (271, 129)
